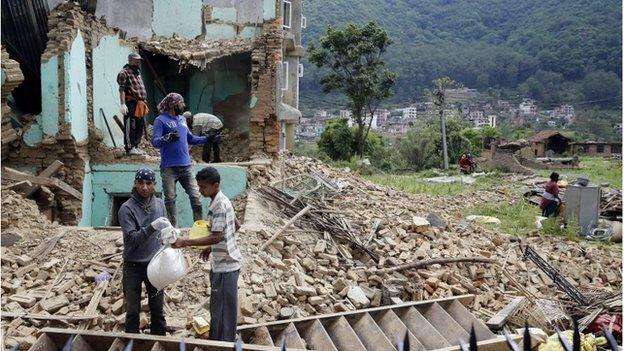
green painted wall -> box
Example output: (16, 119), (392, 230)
(92, 35), (133, 147)
(152, 0), (202, 38)
(23, 118), (43, 146)
(40, 56), (59, 136)
(63, 31), (88, 142)
(214, 70), (247, 101)
(79, 161), (93, 226)
(86, 163), (247, 227)
(188, 72), (214, 114)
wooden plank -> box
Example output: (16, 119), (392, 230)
(347, 312), (395, 351)
(419, 303), (470, 345)
(441, 299), (494, 339)
(35, 328), (304, 351)
(299, 319), (338, 351)
(150, 341), (166, 351)
(250, 326), (274, 346)
(106, 338), (126, 351)
(28, 333), (57, 351)
(2, 167), (82, 199)
(397, 306), (450, 349)
(486, 297), (526, 329)
(374, 309), (425, 351)
(433, 335), (519, 351)
(71, 335), (95, 351)
(25, 160), (64, 197)
(1, 312), (98, 321)
(323, 316), (366, 351)
(28, 230), (66, 258)
(237, 295), (475, 332)
(274, 322), (306, 349)
(78, 278), (112, 330)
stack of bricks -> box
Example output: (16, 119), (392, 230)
(249, 19), (282, 157)
(1, 46), (25, 159)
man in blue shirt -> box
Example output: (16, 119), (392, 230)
(152, 93), (214, 226)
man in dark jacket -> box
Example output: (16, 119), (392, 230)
(118, 168), (170, 335)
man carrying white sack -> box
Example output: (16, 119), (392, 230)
(118, 168), (171, 335)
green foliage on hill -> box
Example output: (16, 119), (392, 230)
(301, 0), (622, 109)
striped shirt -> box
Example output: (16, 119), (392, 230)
(209, 191), (242, 272)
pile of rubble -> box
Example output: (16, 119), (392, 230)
(1, 188), (58, 240)
(1, 156), (621, 348)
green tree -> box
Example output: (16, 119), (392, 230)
(308, 22), (398, 157)
(317, 118), (353, 160)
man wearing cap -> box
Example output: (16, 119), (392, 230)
(118, 168), (170, 335)
(152, 93), (214, 226)
(117, 53), (149, 156)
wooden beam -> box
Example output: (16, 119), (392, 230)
(25, 160), (64, 197)
(1, 312), (98, 321)
(2, 166), (82, 199)
(260, 205), (312, 251)
(486, 297), (526, 329)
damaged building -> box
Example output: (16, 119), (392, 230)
(1, 0), (304, 227)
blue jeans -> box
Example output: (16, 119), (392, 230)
(160, 166), (203, 226)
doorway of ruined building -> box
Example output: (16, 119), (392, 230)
(109, 193), (132, 226)
(139, 51), (252, 162)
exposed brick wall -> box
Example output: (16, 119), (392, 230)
(249, 19), (282, 157)
(1, 46), (25, 159)
(6, 4), (125, 225)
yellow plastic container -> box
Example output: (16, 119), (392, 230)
(189, 220), (210, 248)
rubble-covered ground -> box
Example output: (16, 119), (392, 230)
(1, 156), (621, 349)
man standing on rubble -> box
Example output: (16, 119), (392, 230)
(152, 93), (214, 226)
(117, 53), (149, 156)
(118, 168), (171, 335)
(172, 166), (241, 342)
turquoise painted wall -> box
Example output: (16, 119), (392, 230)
(87, 163), (247, 227)
(214, 70), (247, 101)
(263, 0), (276, 20)
(152, 0), (202, 38)
(23, 117), (43, 146)
(212, 7), (237, 22)
(92, 35), (133, 147)
(79, 161), (93, 226)
(239, 26), (263, 39)
(204, 23), (238, 40)
(41, 56), (59, 136)
(188, 72), (214, 114)
(63, 31), (88, 142)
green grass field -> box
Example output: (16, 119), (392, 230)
(535, 156), (622, 189)
(365, 171), (500, 196)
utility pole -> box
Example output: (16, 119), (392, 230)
(434, 89), (449, 170)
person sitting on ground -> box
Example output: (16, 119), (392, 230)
(117, 168), (170, 335)
(540, 172), (563, 217)
(183, 111), (223, 163)
(172, 167), (241, 342)
(459, 153), (476, 174)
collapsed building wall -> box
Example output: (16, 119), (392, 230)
(1, 46), (25, 159)
(3, 0), (293, 224)
(4, 3), (132, 225)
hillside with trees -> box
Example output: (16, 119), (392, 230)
(301, 0), (622, 110)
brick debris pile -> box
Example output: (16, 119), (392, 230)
(1, 188), (58, 240)
(1, 156), (621, 348)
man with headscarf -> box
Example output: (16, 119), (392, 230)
(117, 53), (149, 156)
(152, 93), (214, 226)
(118, 168), (170, 335)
